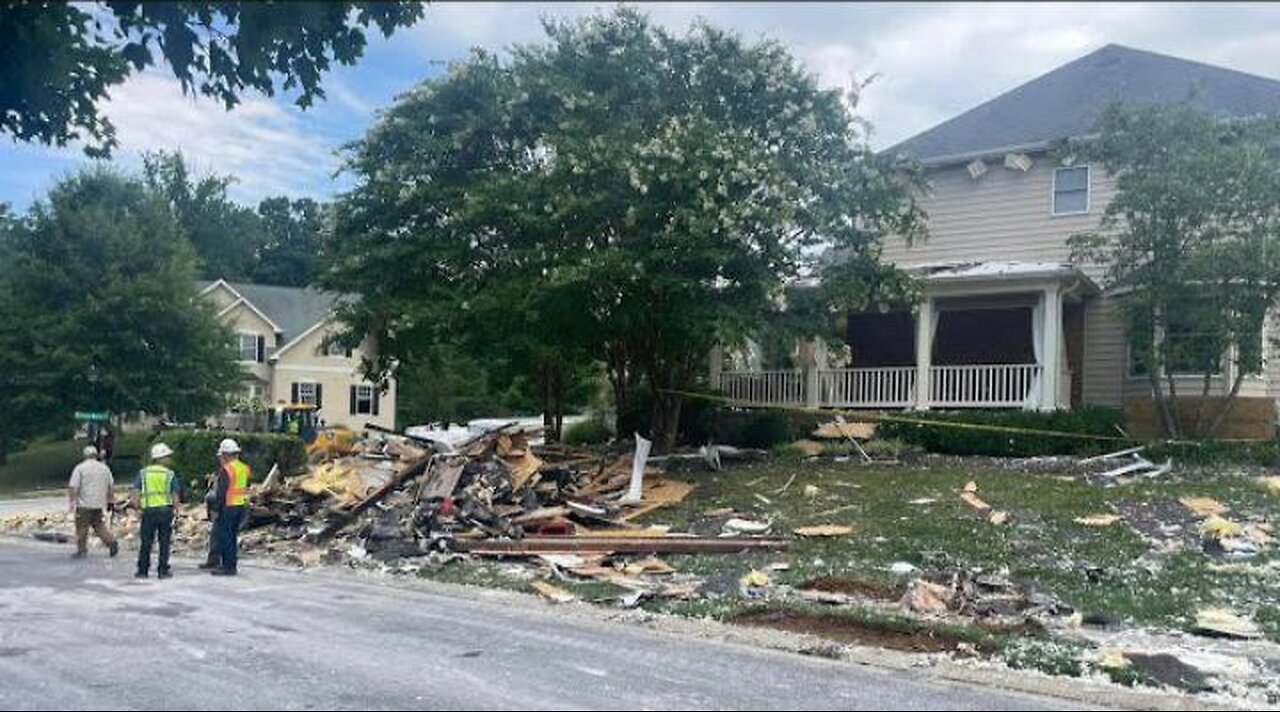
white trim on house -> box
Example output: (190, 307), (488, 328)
(199, 278), (243, 301)
(1051, 165), (1091, 216)
(217, 296), (283, 334)
(273, 363), (361, 375)
(269, 318), (335, 362)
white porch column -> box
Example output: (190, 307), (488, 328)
(914, 297), (934, 410)
(801, 336), (828, 408)
(1040, 285), (1063, 411)
(708, 343), (723, 391)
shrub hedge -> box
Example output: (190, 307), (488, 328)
(148, 429), (308, 491)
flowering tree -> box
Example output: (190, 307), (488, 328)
(326, 8), (924, 448)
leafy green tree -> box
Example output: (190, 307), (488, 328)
(1068, 102), (1280, 437)
(252, 196), (324, 287)
(326, 9), (923, 449)
(0, 167), (241, 456)
(0, 2), (423, 156)
(142, 150), (265, 279)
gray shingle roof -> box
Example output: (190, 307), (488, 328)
(199, 280), (346, 347)
(889, 44), (1280, 164)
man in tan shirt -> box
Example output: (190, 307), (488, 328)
(68, 446), (119, 558)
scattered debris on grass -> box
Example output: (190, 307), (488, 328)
(1193, 608), (1263, 639)
(792, 524), (852, 537)
(1074, 513), (1122, 527)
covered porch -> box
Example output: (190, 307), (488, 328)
(713, 262), (1095, 411)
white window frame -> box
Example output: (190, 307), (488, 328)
(245, 382), (265, 400)
(325, 339), (349, 358)
(1051, 165), (1090, 216)
(297, 382), (319, 406)
(354, 385), (375, 415)
(237, 332), (259, 363)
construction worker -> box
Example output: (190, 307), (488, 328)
(209, 438), (250, 576)
(132, 443), (181, 579)
(68, 445), (119, 559)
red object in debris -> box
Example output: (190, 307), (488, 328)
(439, 497), (456, 517)
(535, 520), (576, 536)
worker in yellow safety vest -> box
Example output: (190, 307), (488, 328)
(131, 443), (181, 579)
(209, 438), (251, 576)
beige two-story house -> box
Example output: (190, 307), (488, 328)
(198, 279), (396, 431)
(717, 45), (1280, 436)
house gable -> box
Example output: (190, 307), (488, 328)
(199, 279), (242, 312)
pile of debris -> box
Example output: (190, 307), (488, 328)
(235, 425), (786, 567)
(0, 425), (787, 576)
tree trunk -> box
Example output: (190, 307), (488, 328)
(539, 361), (563, 443)
(1190, 369), (1213, 437)
(650, 389), (683, 454)
(1148, 358), (1178, 439)
(1205, 367), (1247, 438)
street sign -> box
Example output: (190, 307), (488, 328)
(74, 411), (110, 422)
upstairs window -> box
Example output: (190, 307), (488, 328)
(1052, 166), (1090, 215)
(351, 384), (379, 416)
(237, 333), (263, 363)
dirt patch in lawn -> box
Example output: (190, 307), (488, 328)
(800, 575), (904, 601)
(733, 609), (993, 654)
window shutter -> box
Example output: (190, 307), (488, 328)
(291, 383), (299, 404)
(349, 386), (357, 415)
(315, 383), (323, 409)
(372, 389), (380, 416)
(256, 335), (265, 362)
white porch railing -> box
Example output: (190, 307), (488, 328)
(719, 370), (806, 405)
(819, 367), (916, 408)
(929, 364), (1040, 408)
(717, 364), (1041, 409)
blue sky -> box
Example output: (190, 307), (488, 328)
(4, 2), (1280, 211)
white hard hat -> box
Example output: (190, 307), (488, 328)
(150, 443), (174, 460)
(83, 445), (99, 459)
(217, 438), (241, 455)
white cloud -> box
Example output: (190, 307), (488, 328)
(325, 78), (377, 117)
(98, 72), (337, 202)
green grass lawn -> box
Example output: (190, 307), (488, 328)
(415, 451), (1280, 664)
(0, 434), (150, 495)
(641, 455), (1279, 641)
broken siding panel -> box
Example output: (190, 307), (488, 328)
(884, 159), (1117, 282)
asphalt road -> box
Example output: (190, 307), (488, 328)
(0, 539), (1086, 711)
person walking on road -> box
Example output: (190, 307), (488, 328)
(68, 446), (119, 559)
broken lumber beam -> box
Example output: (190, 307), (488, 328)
(1080, 445), (1145, 464)
(455, 536), (787, 556)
